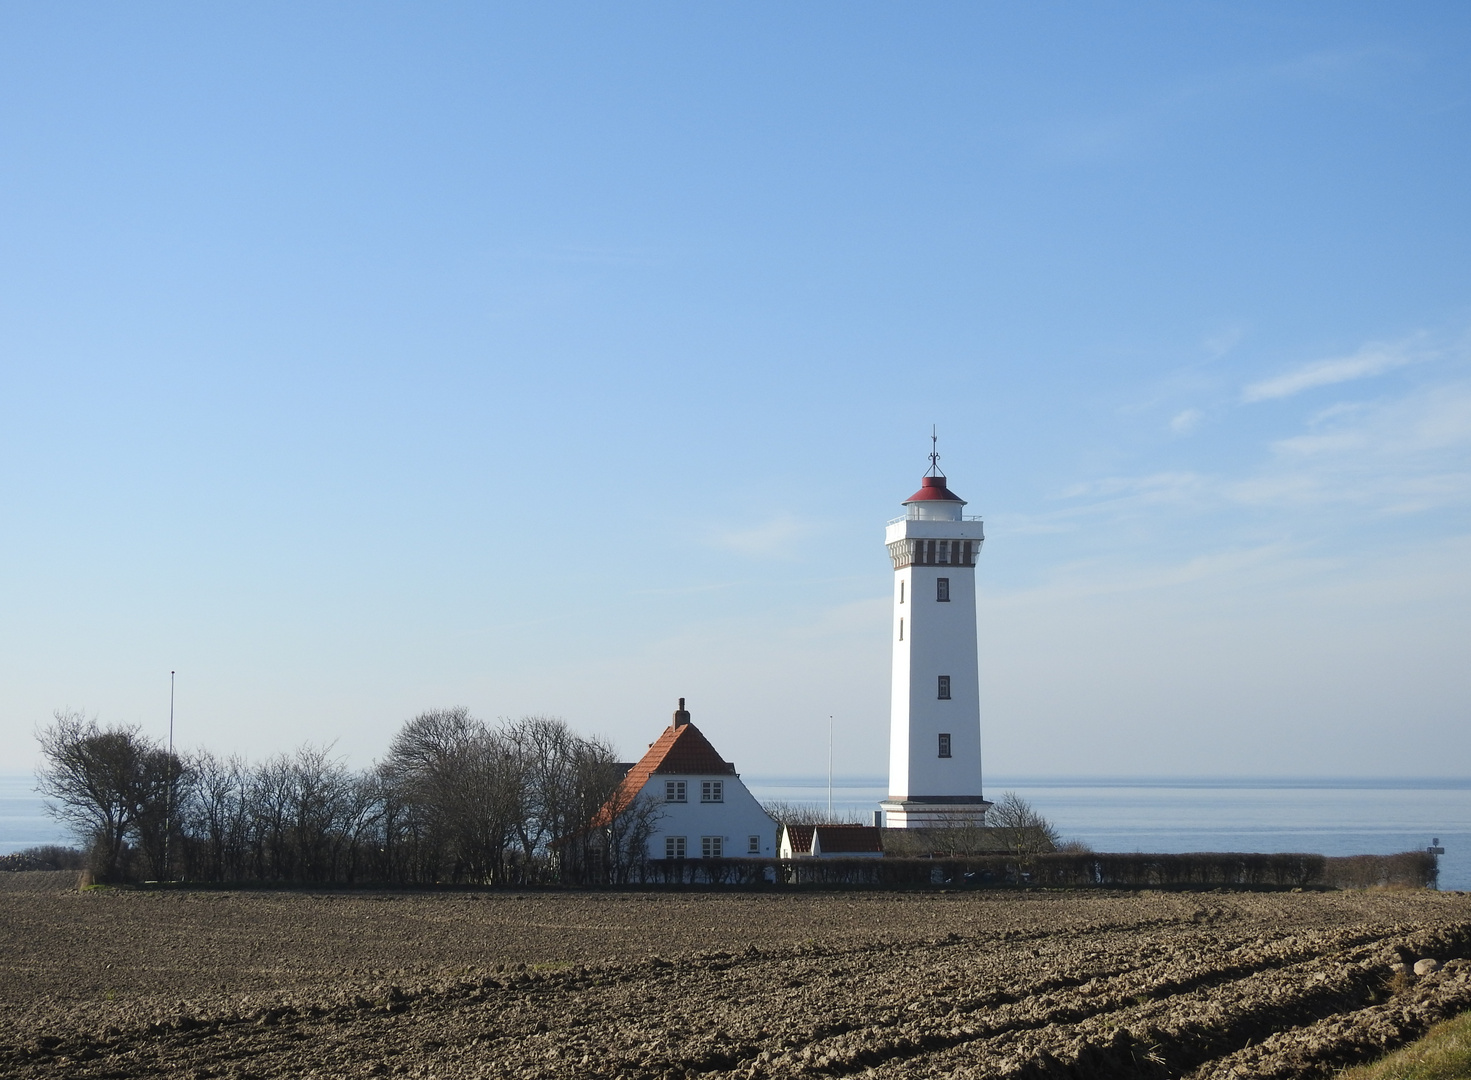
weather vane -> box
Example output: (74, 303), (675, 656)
(927, 424), (943, 477)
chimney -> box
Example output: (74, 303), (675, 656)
(673, 697), (691, 728)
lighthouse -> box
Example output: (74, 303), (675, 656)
(878, 439), (991, 829)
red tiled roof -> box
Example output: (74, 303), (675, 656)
(903, 475), (965, 504)
(593, 722), (735, 826)
(813, 825), (884, 854)
(649, 724), (736, 777)
(783, 825), (814, 855)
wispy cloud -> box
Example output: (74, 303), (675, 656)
(1273, 380), (1471, 457)
(1202, 327), (1246, 363)
(1039, 47), (1398, 163)
(1061, 471), (1206, 506)
(1231, 380), (1471, 511)
(703, 515), (816, 558)
(1241, 339), (1420, 402)
(1116, 326), (1244, 420)
(988, 541), (1322, 605)
(1170, 408), (1203, 435)
(1049, 376), (1471, 526)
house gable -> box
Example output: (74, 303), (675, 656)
(779, 824), (815, 858)
(594, 704), (778, 861)
(596, 720), (736, 825)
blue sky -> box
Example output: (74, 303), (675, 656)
(2, 3), (1468, 780)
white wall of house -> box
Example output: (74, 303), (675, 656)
(641, 772), (778, 860)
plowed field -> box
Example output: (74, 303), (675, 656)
(2, 874), (1469, 1078)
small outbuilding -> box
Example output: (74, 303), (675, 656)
(779, 823), (885, 859)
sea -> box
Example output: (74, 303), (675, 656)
(5, 774), (1466, 891)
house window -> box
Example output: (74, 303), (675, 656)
(665, 781), (686, 803)
(938, 675), (951, 700)
(937, 577), (949, 602)
(938, 733), (952, 758)
(748, 835), (760, 854)
(701, 836), (723, 858)
(701, 780), (723, 802)
(898, 618), (903, 641)
(665, 836), (686, 859)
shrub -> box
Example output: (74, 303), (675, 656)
(0, 845), (88, 872)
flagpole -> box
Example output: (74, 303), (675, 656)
(165, 670), (175, 881)
(827, 714), (833, 817)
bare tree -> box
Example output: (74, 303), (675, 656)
(184, 750), (250, 882)
(40, 702), (657, 888)
(456, 727), (526, 884)
(986, 791), (1060, 857)
(502, 714), (624, 882)
(36, 710), (177, 882)
(880, 809), (996, 858)
(761, 800), (862, 827)
(131, 745), (189, 880)
(381, 707), (530, 883)
(337, 769), (390, 884)
(381, 707), (479, 882)
(245, 752), (300, 881)
(504, 715), (576, 871)
(601, 791), (665, 884)
(559, 729), (625, 882)
(285, 743), (356, 883)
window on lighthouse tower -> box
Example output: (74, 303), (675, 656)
(937, 578), (950, 602)
(938, 675), (951, 700)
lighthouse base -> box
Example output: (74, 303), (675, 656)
(879, 797), (992, 830)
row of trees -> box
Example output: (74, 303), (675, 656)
(37, 709), (1064, 887)
(37, 708), (657, 885)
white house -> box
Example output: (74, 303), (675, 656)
(599, 699), (777, 861)
(879, 441), (992, 829)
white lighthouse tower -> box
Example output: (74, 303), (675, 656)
(879, 438), (991, 829)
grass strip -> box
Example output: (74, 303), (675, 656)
(1340, 1009), (1471, 1080)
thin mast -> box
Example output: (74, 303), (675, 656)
(165, 670), (175, 880)
(827, 714), (833, 817)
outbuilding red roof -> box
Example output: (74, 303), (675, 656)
(593, 721), (736, 826)
(813, 824), (885, 854)
(903, 475), (965, 504)
(781, 823), (885, 855)
(782, 825), (815, 855)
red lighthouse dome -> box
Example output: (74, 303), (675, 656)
(902, 475), (966, 506)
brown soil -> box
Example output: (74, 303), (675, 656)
(2, 874), (1469, 1078)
